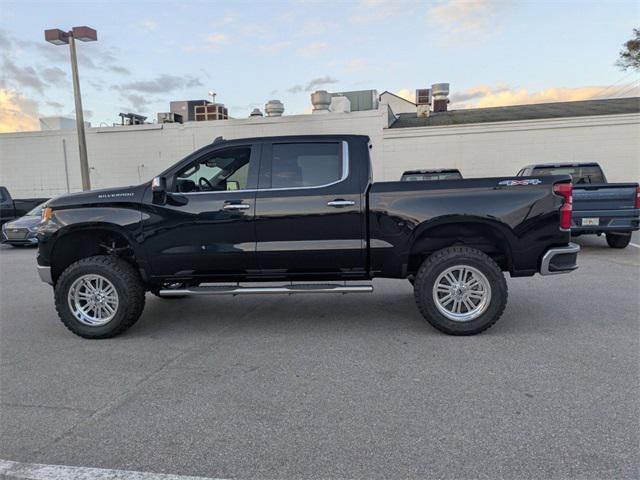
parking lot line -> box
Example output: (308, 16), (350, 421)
(629, 242), (640, 249)
(0, 460), (228, 480)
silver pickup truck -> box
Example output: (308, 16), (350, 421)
(517, 163), (639, 248)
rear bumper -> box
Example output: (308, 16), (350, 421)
(571, 208), (639, 234)
(540, 243), (580, 275)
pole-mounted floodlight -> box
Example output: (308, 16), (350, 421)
(44, 26), (97, 191)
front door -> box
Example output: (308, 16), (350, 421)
(254, 140), (365, 279)
(142, 144), (259, 280)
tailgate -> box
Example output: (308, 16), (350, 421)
(572, 184), (638, 211)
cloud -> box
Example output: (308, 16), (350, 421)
(123, 93), (153, 112)
(46, 100), (64, 110)
(350, 0), (416, 24)
(205, 33), (229, 46)
(113, 74), (203, 94)
(396, 88), (416, 103)
(428, 0), (513, 42)
(288, 76), (340, 94)
(345, 58), (367, 72)
(450, 84), (640, 109)
(259, 41), (292, 54)
(0, 89), (40, 133)
(297, 42), (328, 57)
(40, 66), (68, 86)
(140, 20), (157, 32)
(2, 58), (47, 93)
(108, 65), (131, 75)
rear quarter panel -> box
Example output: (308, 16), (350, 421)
(368, 177), (570, 277)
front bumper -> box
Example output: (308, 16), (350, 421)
(37, 265), (53, 285)
(1, 229), (38, 245)
(540, 243), (580, 275)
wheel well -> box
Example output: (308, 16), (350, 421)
(408, 222), (512, 274)
(51, 228), (137, 283)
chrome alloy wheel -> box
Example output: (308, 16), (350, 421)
(67, 274), (119, 326)
(432, 265), (491, 322)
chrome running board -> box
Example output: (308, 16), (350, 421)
(158, 283), (374, 297)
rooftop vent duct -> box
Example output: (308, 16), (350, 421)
(249, 108), (263, 117)
(311, 90), (331, 114)
(432, 83), (450, 112)
(265, 99), (284, 117)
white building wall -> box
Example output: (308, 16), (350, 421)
(383, 113), (640, 182)
(1, 108), (638, 198)
(0, 109), (388, 198)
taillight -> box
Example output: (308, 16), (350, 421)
(553, 182), (572, 230)
(635, 186), (640, 209)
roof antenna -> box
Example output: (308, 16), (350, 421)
(213, 136), (224, 144)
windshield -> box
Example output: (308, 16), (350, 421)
(26, 202), (47, 217)
(532, 166), (605, 184)
(402, 172), (462, 181)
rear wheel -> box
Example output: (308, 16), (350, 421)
(54, 256), (145, 338)
(414, 246), (508, 335)
(605, 232), (631, 249)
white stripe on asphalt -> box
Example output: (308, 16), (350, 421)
(629, 242), (640, 249)
(0, 460), (229, 480)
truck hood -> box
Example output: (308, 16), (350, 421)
(46, 184), (148, 209)
(3, 215), (41, 229)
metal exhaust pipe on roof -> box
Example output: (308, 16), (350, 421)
(432, 83), (450, 112)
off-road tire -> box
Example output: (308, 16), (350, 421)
(414, 246), (508, 335)
(54, 255), (145, 339)
(605, 232), (631, 249)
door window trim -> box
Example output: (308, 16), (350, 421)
(174, 140), (349, 194)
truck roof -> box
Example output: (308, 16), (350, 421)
(402, 169), (461, 174)
(524, 162), (602, 170)
(209, 134), (371, 146)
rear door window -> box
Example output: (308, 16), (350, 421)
(268, 143), (343, 189)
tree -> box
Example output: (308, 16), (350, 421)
(617, 28), (640, 71)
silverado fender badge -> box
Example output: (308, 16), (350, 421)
(97, 192), (135, 199)
(499, 179), (542, 186)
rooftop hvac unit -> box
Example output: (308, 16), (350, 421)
(416, 89), (431, 105)
(157, 112), (183, 124)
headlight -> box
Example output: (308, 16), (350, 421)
(28, 225), (40, 233)
(42, 207), (53, 222)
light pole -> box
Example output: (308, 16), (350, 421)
(45, 26), (97, 191)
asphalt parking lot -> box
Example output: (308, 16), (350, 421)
(1, 235), (638, 479)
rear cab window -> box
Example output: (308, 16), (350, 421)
(531, 165), (606, 184)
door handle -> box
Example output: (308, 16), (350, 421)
(223, 203), (250, 210)
(327, 200), (355, 207)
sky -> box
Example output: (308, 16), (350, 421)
(0, 0), (638, 132)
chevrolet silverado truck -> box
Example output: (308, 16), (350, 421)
(517, 163), (640, 248)
(0, 186), (48, 227)
(37, 135), (579, 339)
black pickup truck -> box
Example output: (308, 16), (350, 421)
(37, 135), (579, 338)
(517, 163), (640, 248)
(0, 186), (48, 227)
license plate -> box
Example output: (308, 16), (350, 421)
(581, 217), (600, 226)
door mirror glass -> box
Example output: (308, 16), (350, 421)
(152, 176), (167, 204)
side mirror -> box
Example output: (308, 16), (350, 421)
(151, 176), (167, 205)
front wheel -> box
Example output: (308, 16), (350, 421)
(54, 255), (145, 338)
(414, 246), (508, 335)
(605, 232), (631, 249)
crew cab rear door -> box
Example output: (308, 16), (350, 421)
(254, 140), (366, 278)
